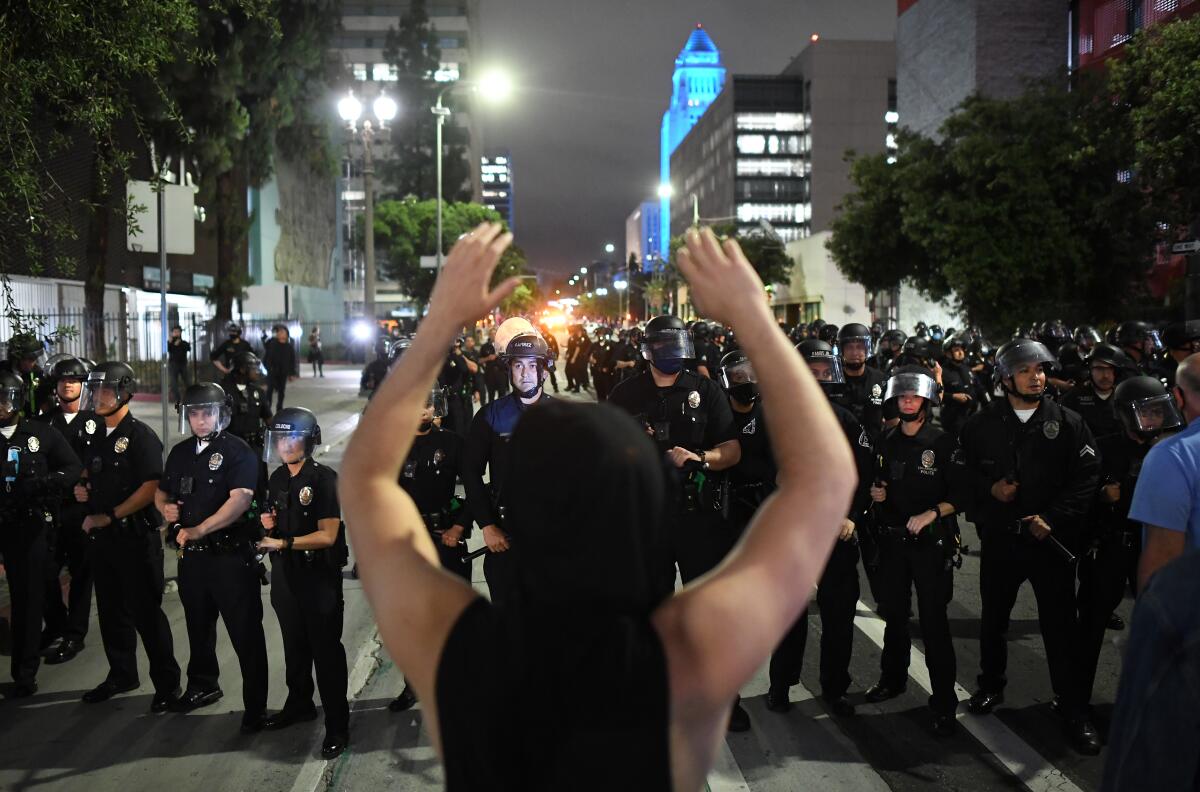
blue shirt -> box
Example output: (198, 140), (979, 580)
(1129, 419), (1200, 550)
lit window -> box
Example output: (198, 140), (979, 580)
(885, 111), (899, 124)
(886, 155), (897, 165)
(737, 135), (766, 155)
(372, 63), (396, 81)
(886, 133), (897, 149)
(434, 62), (460, 82)
(736, 113), (806, 132)
(736, 159), (807, 177)
(495, 156), (508, 165)
(352, 63), (368, 81)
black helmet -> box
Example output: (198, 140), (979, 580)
(1039, 320), (1069, 352)
(838, 322), (874, 360)
(797, 339), (845, 392)
(6, 333), (43, 363)
(928, 324), (945, 342)
(1114, 376), (1184, 439)
(231, 350), (264, 381)
(0, 369), (27, 417)
(902, 336), (933, 360)
(226, 321), (242, 336)
(718, 349), (758, 403)
(1161, 321), (1200, 352)
(642, 315), (694, 369)
(884, 364), (940, 419)
(502, 333), (549, 363)
(1116, 320), (1163, 353)
(941, 334), (968, 355)
(389, 338), (412, 363)
(817, 323), (839, 345)
(690, 321), (711, 341)
(50, 356), (91, 381)
(264, 406), (322, 464)
(83, 362), (137, 414)
(1073, 325), (1103, 352)
(869, 321), (884, 339)
(994, 340), (1057, 400)
(178, 382), (232, 440)
(1084, 343), (1136, 375)
(880, 328), (907, 352)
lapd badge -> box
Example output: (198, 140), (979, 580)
(208, 452), (224, 471)
(921, 450), (936, 469)
(114, 436), (129, 454)
(26, 436), (40, 453)
(433, 448), (446, 465)
(299, 486), (313, 506)
(85, 419), (97, 435)
(1043, 420), (1060, 440)
(871, 384), (882, 399)
(687, 390), (701, 409)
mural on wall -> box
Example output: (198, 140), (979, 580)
(274, 156), (334, 290)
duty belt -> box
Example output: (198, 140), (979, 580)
(421, 511), (449, 532)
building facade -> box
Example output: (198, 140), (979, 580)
(481, 151), (514, 230)
(658, 25), (727, 259)
(625, 201), (662, 273)
(1071, 0), (1199, 71)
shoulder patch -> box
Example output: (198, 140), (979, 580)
(742, 417), (757, 436)
(857, 429), (871, 449)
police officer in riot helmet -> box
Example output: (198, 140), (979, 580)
(1039, 320), (1069, 355)
(818, 323), (840, 346)
(766, 339), (871, 717)
(837, 323), (886, 442)
(1115, 320), (1163, 375)
(360, 338), (393, 398)
(1, 333), (47, 415)
(939, 335), (976, 438)
(210, 322), (254, 376)
(1075, 375), (1183, 737)
(76, 362), (181, 708)
(0, 368), (82, 697)
(1073, 325), (1103, 356)
(388, 387), (472, 715)
(865, 366), (965, 736)
(959, 339), (1102, 754)
(441, 336), (477, 435)
(870, 321), (884, 345)
(158, 382), (269, 731)
(872, 328), (907, 372)
(223, 351), (272, 444)
(589, 325), (617, 400)
(462, 332), (554, 606)
(1154, 320), (1200, 388)
(1060, 343), (1135, 441)
(256, 407), (350, 759)
(36, 357), (99, 664)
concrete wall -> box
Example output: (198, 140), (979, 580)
(772, 232), (872, 326)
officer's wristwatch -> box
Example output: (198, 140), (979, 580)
(699, 449), (710, 470)
(285, 536), (294, 550)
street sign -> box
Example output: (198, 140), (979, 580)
(1173, 240), (1200, 254)
(420, 255), (438, 269)
(126, 180), (195, 254)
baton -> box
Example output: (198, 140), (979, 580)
(1022, 517), (1077, 564)
(462, 538), (512, 563)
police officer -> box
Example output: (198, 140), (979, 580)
(1, 333), (48, 415)
(462, 333), (554, 605)
(210, 322), (254, 376)
(764, 340), (869, 718)
(871, 329), (907, 372)
(939, 334), (977, 438)
(262, 324), (298, 412)
(75, 363), (181, 708)
(1155, 321), (1200, 388)
(539, 325), (561, 394)
(959, 339), (1101, 754)
(1114, 320), (1163, 376)
(359, 339), (392, 398)
(480, 340), (508, 403)
(0, 370), (81, 697)
(589, 326), (616, 401)
(389, 387), (471, 714)
(608, 315), (742, 589)
(223, 350), (272, 447)
(158, 382), (269, 731)
(37, 357), (98, 664)
(1075, 375), (1183, 750)
(257, 407), (350, 759)
(837, 323), (886, 442)
(691, 322), (723, 379)
(1060, 344), (1134, 442)
(864, 366), (964, 736)
(442, 338), (475, 436)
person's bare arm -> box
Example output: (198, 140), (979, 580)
(652, 229), (856, 792)
(1137, 525), (1187, 592)
(339, 223), (518, 722)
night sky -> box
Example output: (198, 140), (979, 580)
(475, 0), (896, 278)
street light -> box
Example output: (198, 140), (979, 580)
(614, 278), (628, 324)
(579, 267), (588, 274)
(433, 69), (513, 271)
(339, 89), (398, 326)
(604, 243), (615, 254)
(656, 182), (700, 225)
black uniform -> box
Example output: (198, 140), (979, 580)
(768, 403), (872, 703)
(223, 377), (272, 450)
(400, 427), (471, 581)
(696, 340), (723, 378)
(442, 353), (474, 437)
(83, 413), (180, 695)
(960, 398), (1099, 716)
(589, 336), (616, 401)
(463, 392), (552, 604)
(1076, 430), (1146, 711)
(360, 358), (390, 397)
(839, 365), (887, 442)
(1060, 384), (1120, 442)
(36, 407), (100, 647)
(265, 459), (349, 734)
(168, 338), (191, 402)
(608, 369), (739, 591)
(162, 432), (267, 715)
(481, 344), (509, 403)
(940, 359), (977, 438)
(869, 422), (964, 716)
(0, 418), (81, 686)
(543, 334), (561, 394)
(209, 337), (254, 372)
(262, 337), (298, 412)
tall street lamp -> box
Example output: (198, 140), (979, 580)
(434, 69), (513, 271)
(339, 90), (398, 325)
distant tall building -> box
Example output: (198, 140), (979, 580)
(481, 151), (514, 230)
(625, 201), (661, 273)
(659, 25), (726, 259)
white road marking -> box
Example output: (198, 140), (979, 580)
(706, 738), (752, 792)
(853, 600), (1085, 792)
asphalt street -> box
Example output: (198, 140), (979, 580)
(0, 365), (1129, 791)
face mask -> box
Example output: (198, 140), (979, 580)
(418, 421), (434, 433)
(653, 359), (683, 375)
(728, 382), (758, 404)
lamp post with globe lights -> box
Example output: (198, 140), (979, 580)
(339, 90), (397, 325)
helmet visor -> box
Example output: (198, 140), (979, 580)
(180, 402), (231, 437)
(806, 353), (845, 385)
(838, 335), (873, 362)
(718, 359), (757, 390)
(641, 329), (695, 363)
(82, 372), (125, 415)
(1146, 329), (1164, 354)
(425, 387), (448, 419)
(1126, 394), (1184, 436)
(884, 372), (939, 404)
(264, 429), (311, 466)
(0, 386), (22, 416)
(996, 342), (1059, 377)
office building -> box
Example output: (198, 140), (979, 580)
(481, 151), (514, 230)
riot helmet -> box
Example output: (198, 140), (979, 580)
(226, 322), (243, 338)
(1073, 325), (1103, 354)
(0, 370), (26, 424)
(50, 356), (91, 405)
(1115, 320), (1163, 358)
(798, 339), (845, 394)
(718, 350), (758, 405)
(6, 333), (44, 372)
(837, 323), (873, 370)
(1161, 321), (1200, 353)
(178, 382), (232, 441)
(264, 406), (323, 466)
(82, 362), (137, 416)
(641, 316), (694, 375)
(421, 386), (449, 432)
(884, 364), (940, 422)
(1114, 376), (1184, 440)
(994, 339), (1057, 402)
(503, 333), (549, 399)
(818, 323), (840, 346)
(231, 350), (265, 383)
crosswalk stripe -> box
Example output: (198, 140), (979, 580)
(706, 738), (752, 792)
(852, 600), (1085, 792)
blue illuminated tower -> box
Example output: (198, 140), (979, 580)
(659, 24), (726, 259)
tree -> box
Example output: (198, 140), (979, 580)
(372, 197), (527, 314)
(1108, 14), (1200, 233)
(500, 283), (535, 315)
(0, 0), (198, 335)
(668, 223), (793, 289)
(380, 0), (471, 202)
